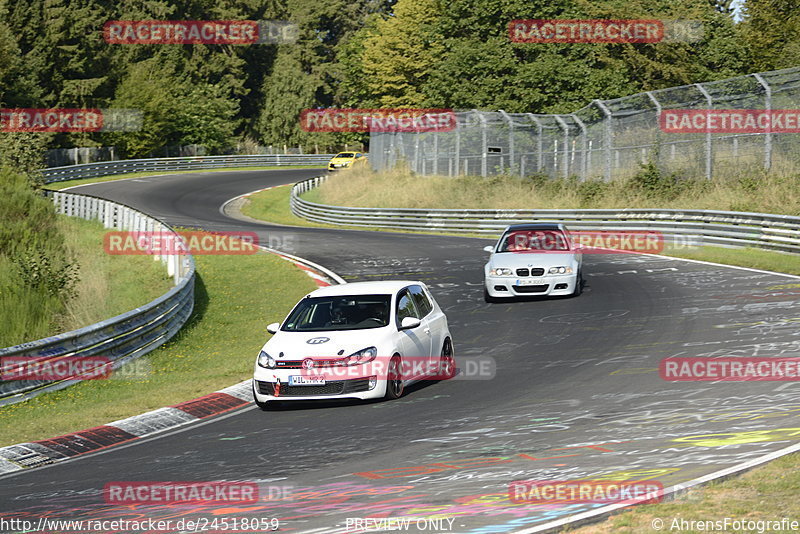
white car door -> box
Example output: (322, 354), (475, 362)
(409, 285), (440, 367)
(396, 288), (431, 380)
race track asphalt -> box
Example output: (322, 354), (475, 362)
(2, 168), (799, 533)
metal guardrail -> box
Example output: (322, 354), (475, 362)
(291, 176), (800, 254)
(0, 191), (195, 405)
(41, 154), (334, 183)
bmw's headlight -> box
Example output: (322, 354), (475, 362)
(490, 267), (514, 276)
(342, 347), (377, 366)
(257, 351), (276, 369)
(548, 266), (573, 274)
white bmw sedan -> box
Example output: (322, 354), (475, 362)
(484, 223), (583, 302)
(252, 281), (454, 407)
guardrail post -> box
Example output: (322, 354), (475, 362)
(753, 73), (773, 172)
(695, 83), (714, 180)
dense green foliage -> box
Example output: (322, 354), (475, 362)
(0, 167), (76, 345)
(0, 0), (794, 154)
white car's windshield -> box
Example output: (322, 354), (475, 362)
(282, 295), (391, 331)
(498, 230), (571, 252)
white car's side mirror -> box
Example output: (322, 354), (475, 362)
(267, 322), (280, 334)
(399, 317), (421, 330)
(483, 246), (494, 253)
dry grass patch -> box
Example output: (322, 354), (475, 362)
(314, 166), (800, 215)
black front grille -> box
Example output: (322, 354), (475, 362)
(515, 268), (544, 277)
(512, 284), (549, 293)
(256, 380), (275, 395)
(256, 378), (371, 397)
(343, 378), (372, 393)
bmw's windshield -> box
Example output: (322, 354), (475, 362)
(498, 230), (571, 252)
(281, 295), (392, 331)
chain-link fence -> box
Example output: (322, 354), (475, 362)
(369, 66), (800, 181)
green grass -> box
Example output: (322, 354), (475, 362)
(239, 184), (332, 228)
(45, 165), (325, 191)
(0, 251), (317, 446)
(0, 216), (171, 347)
(310, 166), (800, 215)
(57, 216), (172, 332)
(568, 452), (800, 533)
(662, 245), (800, 277)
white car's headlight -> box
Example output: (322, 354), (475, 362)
(490, 267), (514, 276)
(257, 351), (276, 369)
(341, 347), (377, 366)
(548, 266), (573, 274)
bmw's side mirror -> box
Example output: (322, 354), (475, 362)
(399, 317), (421, 330)
(267, 322), (280, 334)
(483, 246), (494, 253)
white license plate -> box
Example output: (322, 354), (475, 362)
(288, 375), (326, 386)
(517, 278), (546, 285)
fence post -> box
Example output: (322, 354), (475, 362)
(593, 100), (613, 181)
(454, 114), (461, 175)
(499, 110), (515, 174)
(433, 132), (439, 175)
(413, 131), (420, 174)
(645, 91), (662, 170)
(526, 114), (543, 173)
(471, 109), (488, 177)
(571, 114), (588, 181)
(554, 115), (570, 178)
(753, 73), (773, 172)
(695, 83), (714, 180)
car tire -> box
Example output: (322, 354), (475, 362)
(484, 287), (499, 303)
(384, 355), (404, 400)
(438, 338), (456, 380)
(572, 269), (583, 297)
(252, 382), (274, 411)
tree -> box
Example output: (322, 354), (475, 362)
(740, 0), (800, 71)
(359, 0), (444, 107)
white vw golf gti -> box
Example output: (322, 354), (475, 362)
(484, 223), (583, 302)
(252, 281), (454, 407)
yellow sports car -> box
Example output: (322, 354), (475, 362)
(327, 152), (367, 171)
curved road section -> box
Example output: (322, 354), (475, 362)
(2, 169), (799, 533)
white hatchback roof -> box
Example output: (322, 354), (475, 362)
(306, 280), (424, 298)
